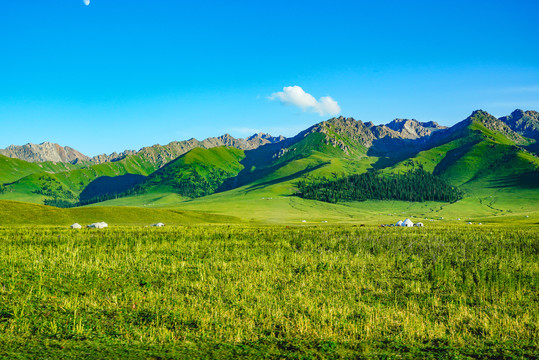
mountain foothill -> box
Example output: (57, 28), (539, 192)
(0, 109), (537, 209)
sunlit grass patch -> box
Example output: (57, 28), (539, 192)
(0, 225), (537, 358)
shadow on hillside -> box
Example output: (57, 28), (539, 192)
(79, 174), (146, 201)
(485, 171), (539, 189)
(433, 140), (478, 175)
(242, 161), (331, 193)
(217, 139), (298, 192)
(367, 137), (428, 169)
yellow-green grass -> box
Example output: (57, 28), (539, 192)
(0, 225), (537, 358)
(0, 200), (238, 226)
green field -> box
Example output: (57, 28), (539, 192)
(0, 225), (537, 359)
(1, 110), (538, 358)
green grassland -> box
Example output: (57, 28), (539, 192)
(0, 200), (238, 226)
(0, 225), (537, 359)
(1, 112), (538, 359)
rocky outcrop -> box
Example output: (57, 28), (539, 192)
(292, 116), (446, 155)
(384, 119), (446, 139)
(499, 109), (539, 140)
(0, 142), (90, 164)
(90, 150), (137, 164)
(466, 110), (526, 144)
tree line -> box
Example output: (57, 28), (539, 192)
(296, 169), (462, 203)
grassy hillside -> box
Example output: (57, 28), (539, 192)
(388, 111), (539, 189)
(0, 139), (202, 205)
(90, 114), (539, 225)
(0, 200), (238, 226)
(222, 130), (377, 192)
(0, 149), (178, 205)
(126, 146), (246, 199)
(0, 154), (82, 184)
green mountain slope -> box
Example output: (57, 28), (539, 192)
(0, 141), (207, 204)
(0, 133), (286, 205)
(221, 119), (381, 191)
(90, 121), (379, 208)
(387, 110), (539, 189)
(76, 110), (539, 224)
(0, 154), (83, 184)
(2, 109), (538, 225)
(124, 146), (246, 199)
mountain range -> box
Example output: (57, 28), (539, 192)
(0, 132), (286, 164)
(0, 109), (538, 217)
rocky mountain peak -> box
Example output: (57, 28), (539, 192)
(304, 115), (448, 153)
(463, 110), (526, 144)
(499, 109), (539, 140)
(385, 118), (446, 139)
(0, 142), (90, 164)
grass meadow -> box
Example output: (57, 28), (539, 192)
(0, 225), (537, 359)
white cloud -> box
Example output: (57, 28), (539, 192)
(269, 86), (341, 116)
(83, 0), (90, 6)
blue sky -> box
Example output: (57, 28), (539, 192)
(1, 0), (538, 156)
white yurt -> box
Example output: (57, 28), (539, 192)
(395, 220), (403, 226)
(402, 218), (414, 227)
(87, 222), (108, 229)
(70, 223), (82, 229)
(152, 222), (165, 227)
(467, 222), (472, 225)
(414, 222), (424, 227)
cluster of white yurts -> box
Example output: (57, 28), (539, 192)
(69, 222), (165, 229)
(396, 219), (423, 227)
(69, 222), (108, 229)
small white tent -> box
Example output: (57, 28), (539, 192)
(70, 223), (82, 229)
(414, 222), (424, 227)
(395, 220), (403, 226)
(402, 218), (414, 227)
(87, 222), (108, 229)
(152, 223), (165, 227)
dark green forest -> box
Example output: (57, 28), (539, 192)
(296, 169), (463, 203)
